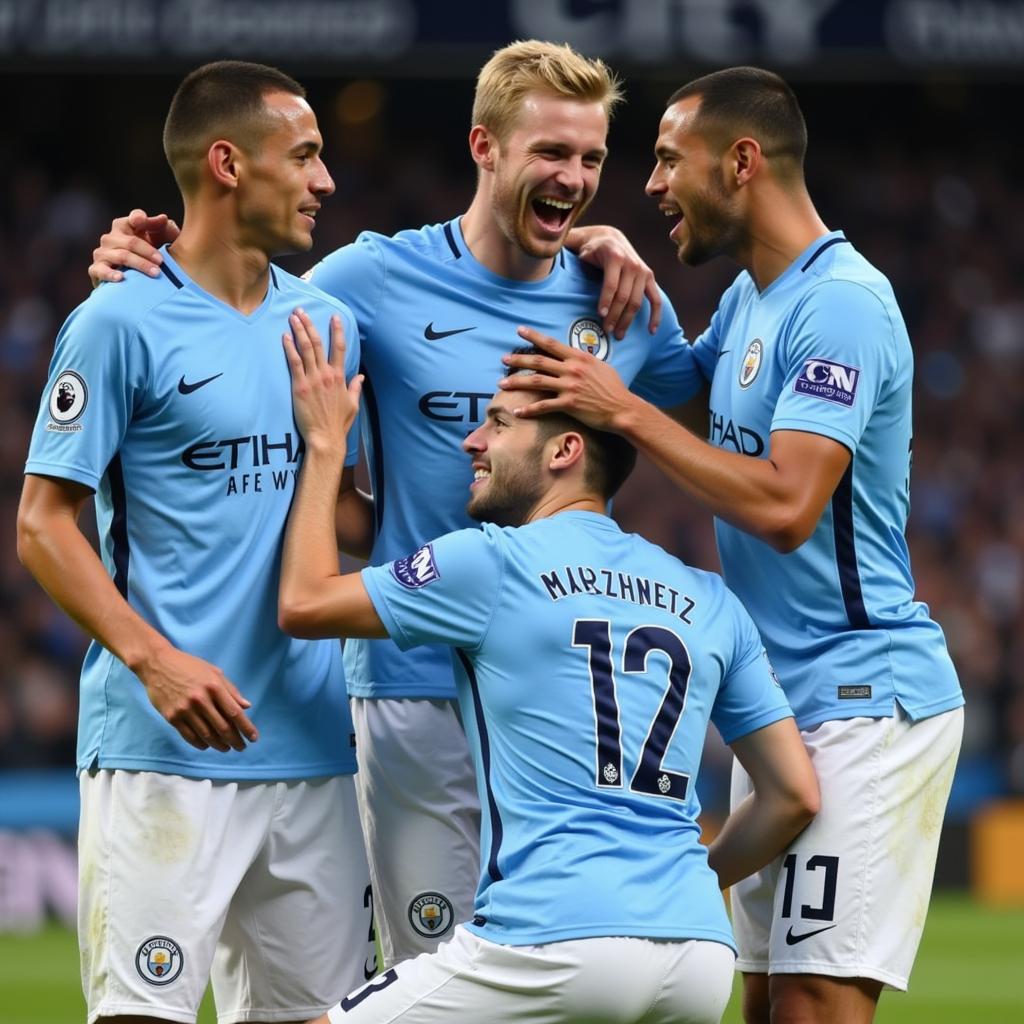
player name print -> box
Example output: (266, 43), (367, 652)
(538, 564), (696, 624)
(793, 358), (860, 407)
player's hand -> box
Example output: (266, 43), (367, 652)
(283, 309), (363, 451)
(89, 209), (180, 286)
(565, 224), (662, 339)
(138, 645), (258, 753)
(500, 326), (636, 432)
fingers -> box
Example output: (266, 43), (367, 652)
(282, 329), (304, 378)
(645, 276), (663, 335)
(173, 684), (258, 754)
(510, 396), (561, 419)
(209, 688), (259, 751)
(328, 315), (347, 370)
(91, 220), (164, 283)
(597, 261), (623, 327)
(603, 262), (652, 338)
(89, 261), (126, 286)
(514, 325), (570, 355)
(289, 309), (327, 373)
(348, 373), (364, 409)
(176, 721), (209, 751)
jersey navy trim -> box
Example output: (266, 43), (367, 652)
(360, 365), (386, 534)
(831, 461), (870, 629)
(558, 249), (566, 269)
(106, 454), (130, 598)
(443, 222), (461, 259)
(456, 648), (504, 884)
(801, 237), (850, 272)
(159, 262), (184, 289)
(269, 265), (279, 289)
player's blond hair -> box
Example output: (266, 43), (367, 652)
(472, 40), (623, 142)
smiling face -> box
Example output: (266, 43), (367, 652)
(489, 91), (608, 261)
(236, 91), (335, 256)
(463, 389), (549, 527)
(645, 96), (744, 267)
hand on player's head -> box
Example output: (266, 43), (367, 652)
(88, 208), (179, 286)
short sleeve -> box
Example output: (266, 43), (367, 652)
(24, 292), (147, 490)
(771, 281), (897, 454)
(710, 591), (793, 744)
(627, 290), (705, 407)
(361, 526), (504, 651)
(306, 235), (387, 343)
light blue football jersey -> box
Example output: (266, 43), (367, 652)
(362, 511), (792, 947)
(309, 218), (702, 700)
(691, 231), (963, 729)
(25, 247), (361, 779)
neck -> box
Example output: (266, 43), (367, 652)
(169, 205), (272, 314)
(460, 191), (555, 282)
(524, 492), (605, 525)
(735, 182), (830, 292)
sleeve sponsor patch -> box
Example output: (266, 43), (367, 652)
(390, 544), (441, 589)
(793, 358), (859, 407)
(46, 369), (88, 432)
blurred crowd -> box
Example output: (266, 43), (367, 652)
(1, 75), (1021, 814)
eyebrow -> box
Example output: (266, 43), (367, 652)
(654, 144), (680, 160)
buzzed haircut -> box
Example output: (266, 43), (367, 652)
(669, 67), (808, 179)
(506, 348), (637, 499)
(473, 39), (623, 143)
(163, 60), (306, 195)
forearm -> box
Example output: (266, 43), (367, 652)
(17, 508), (170, 672)
(335, 482), (375, 560)
(615, 398), (800, 549)
(280, 442), (346, 626)
(706, 789), (812, 890)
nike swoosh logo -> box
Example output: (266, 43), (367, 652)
(785, 924), (837, 945)
(424, 322), (475, 340)
(178, 373), (223, 394)
(717, 349), (732, 359)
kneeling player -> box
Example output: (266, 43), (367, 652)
(278, 313), (819, 1024)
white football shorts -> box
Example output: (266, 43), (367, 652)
(78, 769), (374, 1023)
(730, 705), (963, 990)
(350, 697), (481, 967)
(326, 925), (736, 1024)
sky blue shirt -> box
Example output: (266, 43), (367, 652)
(25, 248), (361, 779)
(362, 512), (792, 947)
(691, 232), (963, 729)
(309, 218), (702, 699)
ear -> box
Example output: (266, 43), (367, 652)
(207, 139), (243, 190)
(468, 124), (499, 173)
(548, 431), (586, 475)
(730, 137), (762, 188)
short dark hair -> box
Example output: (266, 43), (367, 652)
(668, 67), (807, 179)
(505, 348), (637, 499)
(163, 60), (306, 195)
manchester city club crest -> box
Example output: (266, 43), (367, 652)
(408, 892), (454, 938)
(135, 936), (184, 986)
(568, 317), (610, 361)
(738, 339), (763, 389)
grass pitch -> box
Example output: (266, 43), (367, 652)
(1, 893), (1020, 1024)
